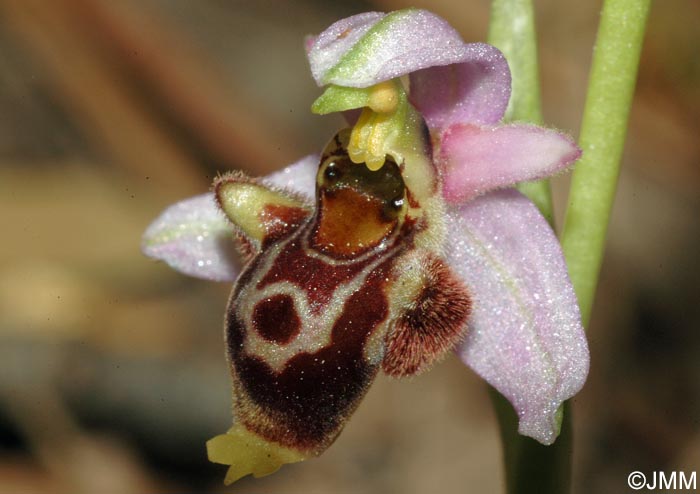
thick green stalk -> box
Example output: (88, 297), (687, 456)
(488, 0), (554, 226)
(487, 0), (649, 492)
(561, 0), (651, 326)
(487, 2), (570, 493)
(490, 388), (572, 494)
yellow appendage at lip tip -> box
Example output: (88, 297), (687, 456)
(207, 424), (307, 485)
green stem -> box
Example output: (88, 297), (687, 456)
(488, 3), (570, 493)
(561, 0), (651, 327)
(487, 1), (649, 492)
(490, 388), (573, 494)
(488, 0), (554, 226)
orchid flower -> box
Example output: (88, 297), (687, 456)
(142, 8), (588, 484)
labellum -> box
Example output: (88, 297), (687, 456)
(142, 8), (590, 484)
(208, 127), (471, 484)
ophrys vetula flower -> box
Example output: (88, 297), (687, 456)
(142, 8), (589, 485)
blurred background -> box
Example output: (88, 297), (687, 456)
(0, 0), (698, 492)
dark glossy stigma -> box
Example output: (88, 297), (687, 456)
(324, 161), (342, 182)
(322, 156), (405, 203)
(382, 196), (405, 221)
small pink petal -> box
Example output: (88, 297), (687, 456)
(263, 154), (319, 198)
(440, 123), (581, 204)
(141, 193), (240, 282)
(448, 190), (589, 444)
(409, 43), (511, 129)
